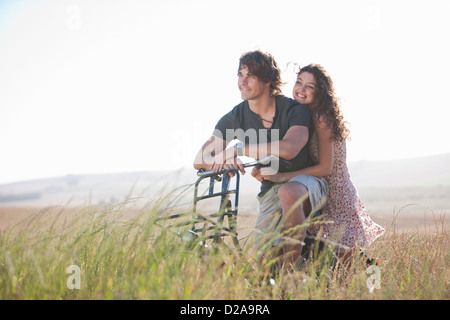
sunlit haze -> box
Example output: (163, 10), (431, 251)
(1, 0), (449, 184)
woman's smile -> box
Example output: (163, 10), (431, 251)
(293, 71), (316, 105)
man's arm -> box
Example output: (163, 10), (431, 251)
(249, 125), (309, 182)
(193, 135), (226, 171)
(194, 125), (308, 173)
(194, 135), (246, 174)
(243, 125), (309, 160)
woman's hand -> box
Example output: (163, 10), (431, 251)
(260, 167), (288, 183)
(251, 167), (264, 182)
(251, 167), (289, 183)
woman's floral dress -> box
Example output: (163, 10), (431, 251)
(307, 133), (385, 248)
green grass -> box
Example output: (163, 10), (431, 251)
(0, 191), (449, 300)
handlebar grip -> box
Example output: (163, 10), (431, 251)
(197, 168), (223, 181)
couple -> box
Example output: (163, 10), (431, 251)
(193, 50), (384, 269)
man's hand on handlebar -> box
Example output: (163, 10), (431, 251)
(212, 154), (245, 177)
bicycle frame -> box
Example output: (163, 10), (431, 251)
(193, 167), (241, 249)
(154, 155), (283, 251)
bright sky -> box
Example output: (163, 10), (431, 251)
(1, 0), (449, 185)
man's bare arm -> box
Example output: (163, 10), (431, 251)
(193, 135), (227, 171)
(243, 125), (309, 160)
(193, 135), (246, 175)
(194, 125), (308, 173)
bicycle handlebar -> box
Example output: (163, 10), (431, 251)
(196, 155), (292, 177)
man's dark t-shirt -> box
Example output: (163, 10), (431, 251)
(214, 95), (314, 196)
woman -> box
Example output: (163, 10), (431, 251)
(253, 64), (385, 259)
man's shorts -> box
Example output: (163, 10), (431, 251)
(254, 175), (328, 248)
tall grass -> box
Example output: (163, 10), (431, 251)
(0, 190), (449, 300)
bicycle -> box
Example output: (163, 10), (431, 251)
(154, 155), (281, 253)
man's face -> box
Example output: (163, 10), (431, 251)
(238, 65), (270, 101)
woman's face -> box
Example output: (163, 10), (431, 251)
(293, 72), (317, 105)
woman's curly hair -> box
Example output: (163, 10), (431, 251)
(298, 64), (350, 142)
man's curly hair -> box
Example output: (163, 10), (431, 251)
(238, 50), (283, 96)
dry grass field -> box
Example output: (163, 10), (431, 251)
(1, 155), (449, 300)
(0, 190), (448, 300)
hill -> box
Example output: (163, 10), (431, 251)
(0, 153), (449, 217)
(349, 152), (450, 188)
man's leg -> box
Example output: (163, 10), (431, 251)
(278, 181), (311, 268)
(255, 185), (283, 266)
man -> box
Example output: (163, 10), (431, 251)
(193, 50), (327, 269)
